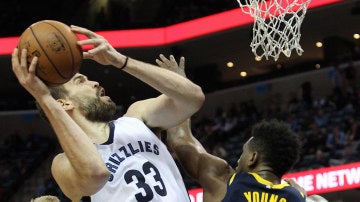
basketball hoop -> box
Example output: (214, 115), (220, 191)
(237, 0), (311, 61)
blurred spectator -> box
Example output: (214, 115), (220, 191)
(342, 144), (359, 163)
(264, 98), (282, 119)
(285, 91), (301, 114)
(312, 148), (329, 168)
(345, 116), (360, 142)
(297, 131), (309, 155)
(326, 126), (347, 154)
(330, 86), (347, 110)
(331, 64), (345, 90)
(314, 108), (329, 127)
(343, 60), (357, 92)
(285, 115), (300, 132)
(211, 142), (228, 159)
(222, 113), (238, 135)
(299, 109), (314, 131)
(329, 144), (359, 166)
(307, 123), (328, 155)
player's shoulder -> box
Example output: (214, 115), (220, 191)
(123, 101), (144, 119)
(201, 153), (235, 183)
(123, 99), (156, 121)
(282, 184), (307, 202)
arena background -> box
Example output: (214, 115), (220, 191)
(0, 0), (359, 201)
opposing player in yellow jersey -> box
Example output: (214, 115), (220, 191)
(156, 55), (327, 202)
(168, 119), (305, 202)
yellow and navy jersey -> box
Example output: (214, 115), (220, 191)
(222, 172), (306, 202)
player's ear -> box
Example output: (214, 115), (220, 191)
(57, 99), (74, 111)
(248, 151), (258, 167)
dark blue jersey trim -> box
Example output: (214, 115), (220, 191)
(101, 121), (115, 145)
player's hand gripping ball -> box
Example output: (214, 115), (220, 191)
(18, 20), (82, 85)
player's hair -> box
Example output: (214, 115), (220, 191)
(31, 195), (60, 202)
(249, 119), (300, 178)
(36, 85), (69, 122)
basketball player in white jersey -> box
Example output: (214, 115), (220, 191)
(12, 25), (204, 202)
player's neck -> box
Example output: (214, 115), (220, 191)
(255, 168), (281, 184)
(74, 115), (110, 144)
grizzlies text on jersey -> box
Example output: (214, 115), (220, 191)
(89, 117), (190, 202)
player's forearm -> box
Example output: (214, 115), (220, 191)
(120, 57), (205, 112)
(37, 95), (108, 176)
(167, 120), (206, 178)
(169, 139), (202, 179)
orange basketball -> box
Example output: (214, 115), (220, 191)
(17, 20), (83, 85)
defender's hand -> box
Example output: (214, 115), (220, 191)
(156, 54), (186, 77)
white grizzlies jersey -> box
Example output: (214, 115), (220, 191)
(90, 117), (190, 202)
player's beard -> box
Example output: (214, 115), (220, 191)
(73, 95), (117, 122)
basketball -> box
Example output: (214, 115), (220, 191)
(17, 20), (83, 85)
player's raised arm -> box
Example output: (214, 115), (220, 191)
(167, 119), (235, 201)
(121, 54), (204, 129)
(156, 54), (235, 201)
(71, 26), (205, 129)
(12, 49), (110, 201)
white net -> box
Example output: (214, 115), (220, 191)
(237, 0), (311, 61)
